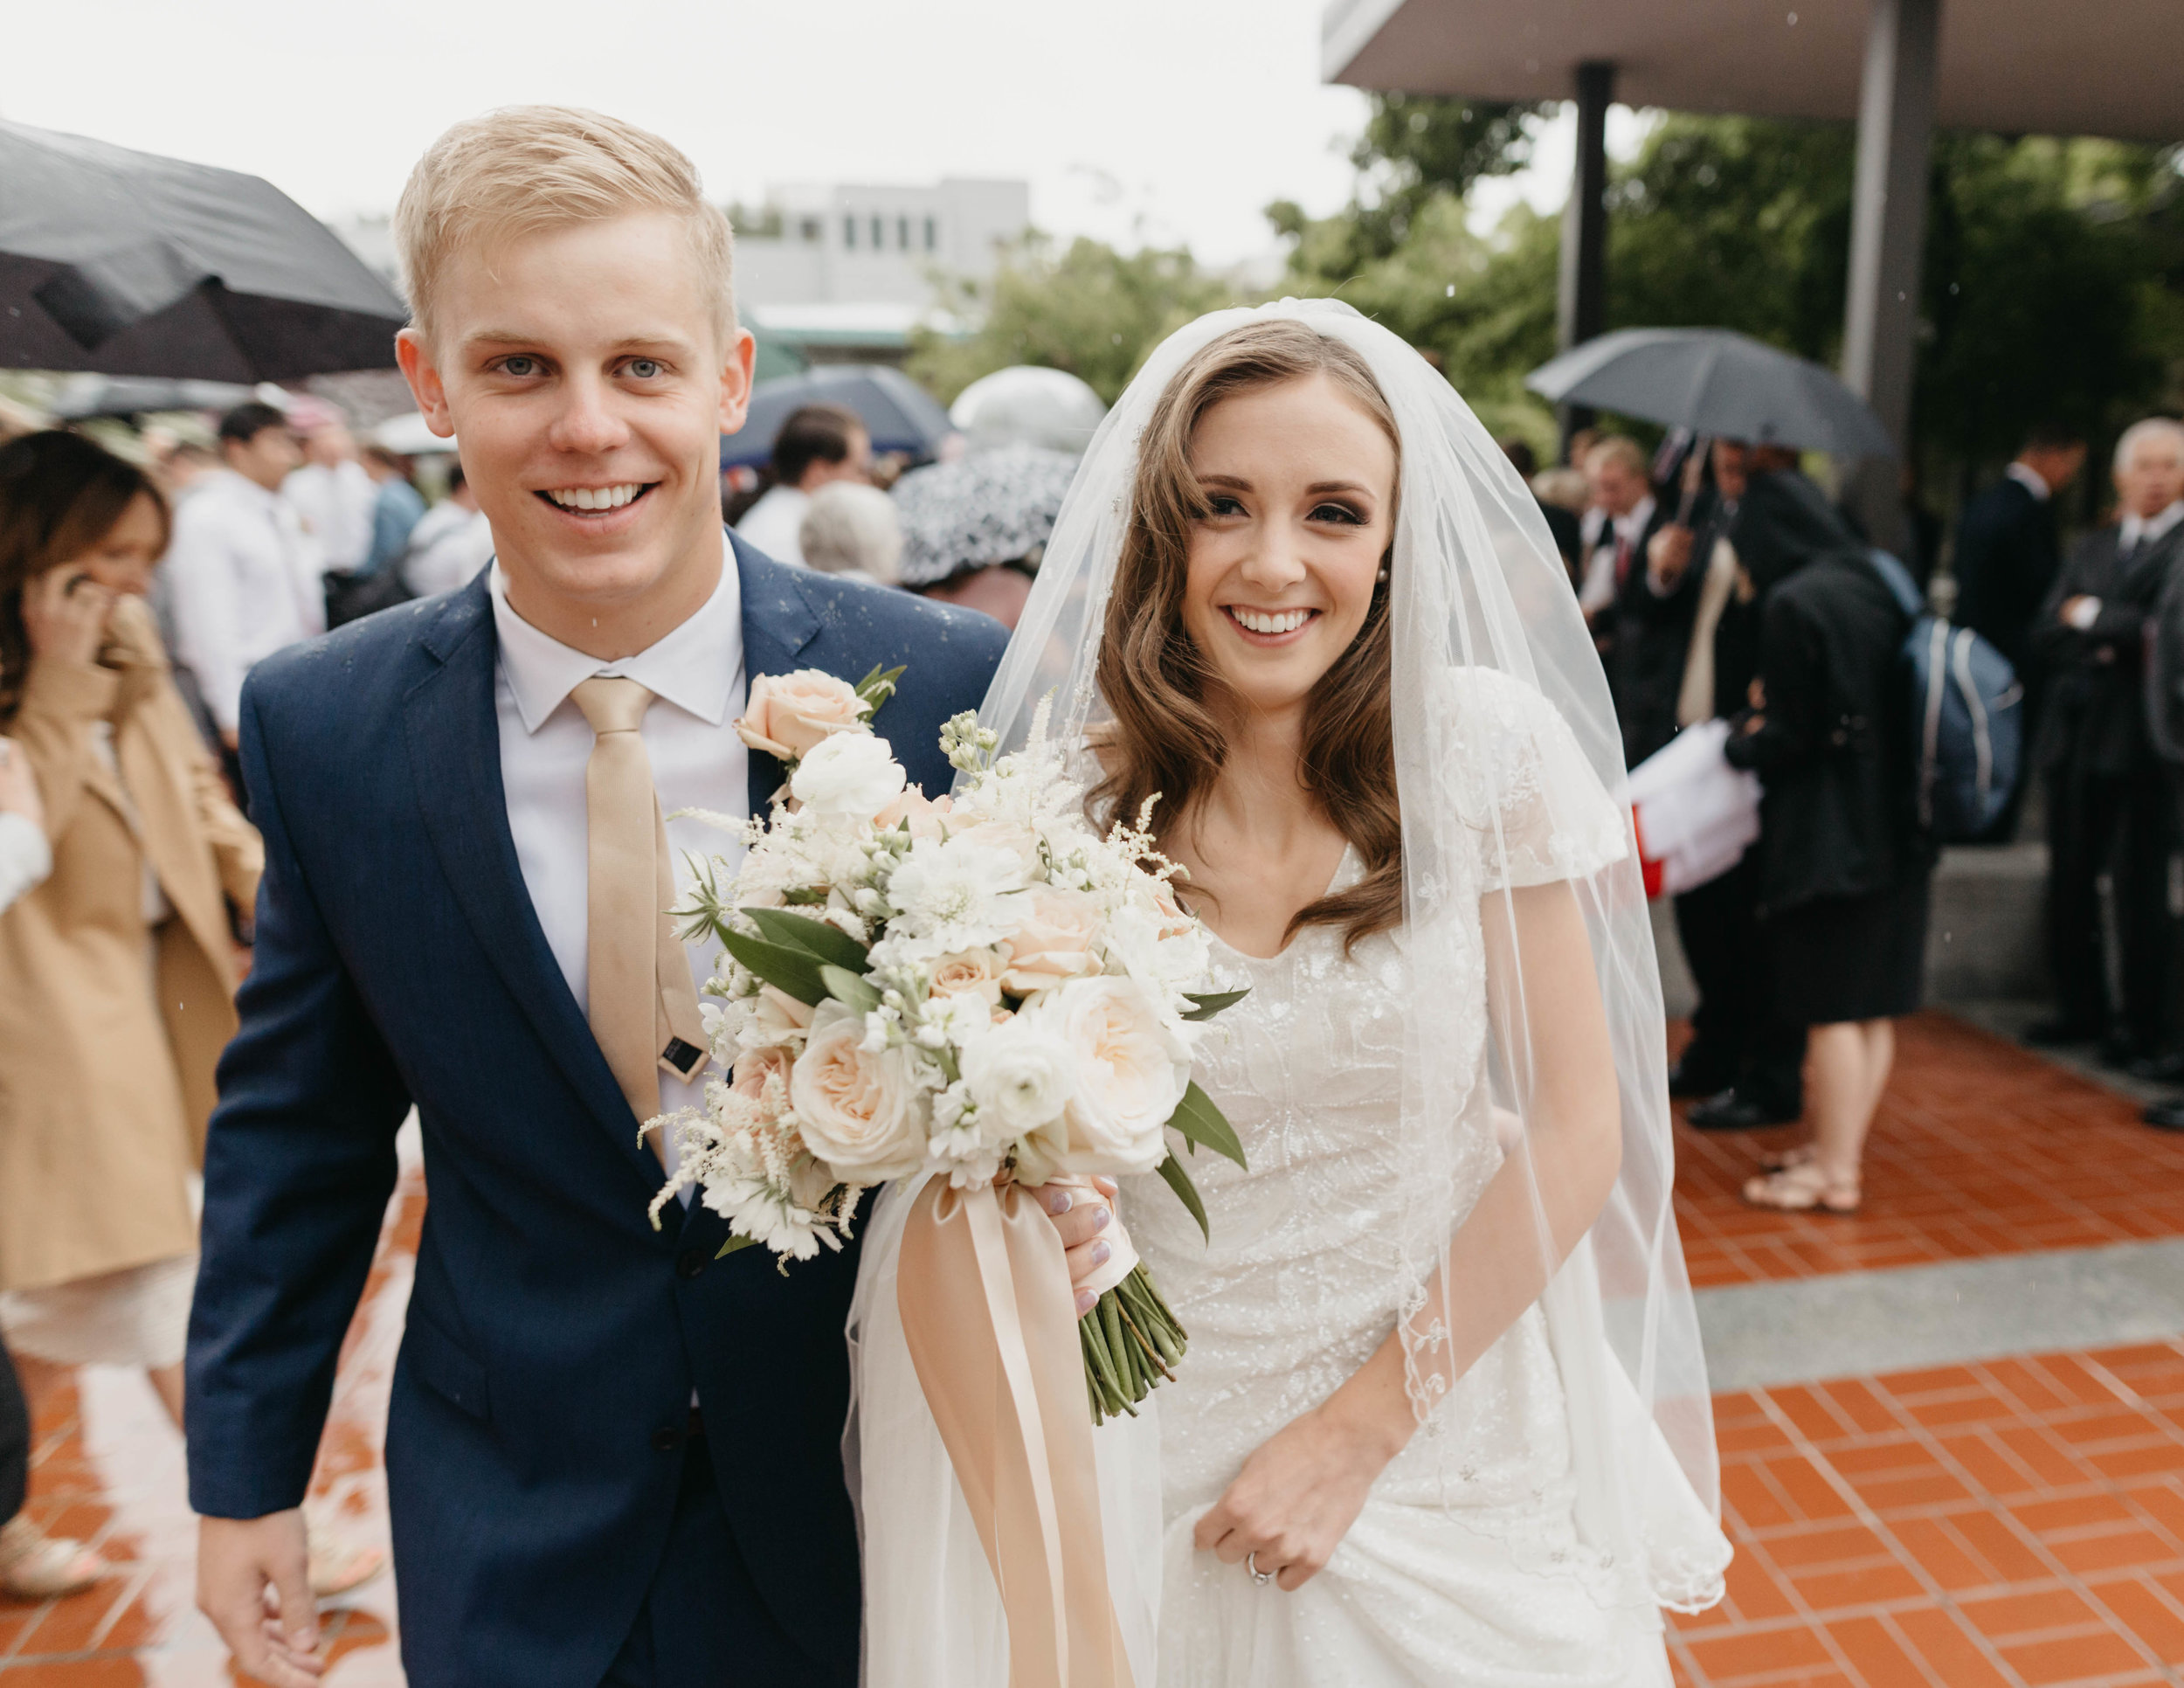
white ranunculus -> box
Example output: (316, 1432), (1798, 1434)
(791, 731), (908, 819)
(1042, 976), (1190, 1176)
(960, 1012), (1077, 1146)
(788, 1001), (927, 1181)
(885, 836), (1031, 954)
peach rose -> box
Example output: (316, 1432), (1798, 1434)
(729, 1045), (794, 1110)
(788, 1002), (926, 1181)
(928, 947), (1006, 1007)
(736, 670), (867, 760)
(746, 984), (815, 1051)
(876, 786), (955, 841)
(999, 887), (1103, 995)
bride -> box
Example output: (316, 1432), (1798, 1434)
(847, 300), (1731, 1685)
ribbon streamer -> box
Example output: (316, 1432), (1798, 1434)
(896, 1177), (1136, 1688)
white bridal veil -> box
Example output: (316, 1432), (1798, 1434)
(978, 297), (1724, 1603)
(849, 297), (1728, 1685)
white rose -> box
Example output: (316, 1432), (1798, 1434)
(791, 732), (908, 820)
(788, 1001), (927, 1180)
(960, 1012), (1077, 1147)
(1042, 976), (1190, 1176)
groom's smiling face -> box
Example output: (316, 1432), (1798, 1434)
(397, 210), (754, 651)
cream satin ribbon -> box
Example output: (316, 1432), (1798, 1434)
(896, 1177), (1137, 1688)
(571, 677), (709, 1142)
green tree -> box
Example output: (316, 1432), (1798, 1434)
(908, 234), (1238, 405)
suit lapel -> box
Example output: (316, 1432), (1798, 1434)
(401, 578), (667, 1190)
(734, 534), (825, 816)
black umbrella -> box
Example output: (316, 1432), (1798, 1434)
(0, 119), (406, 381)
(1526, 329), (1896, 459)
(722, 365), (955, 471)
(48, 374), (259, 420)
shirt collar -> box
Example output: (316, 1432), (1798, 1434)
(1616, 495), (1656, 537)
(2005, 461), (2051, 502)
(489, 536), (744, 735)
(2123, 501), (2184, 550)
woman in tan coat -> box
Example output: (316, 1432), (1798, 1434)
(0, 430), (260, 1594)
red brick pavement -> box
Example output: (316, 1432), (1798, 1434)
(6, 1016), (2184, 1683)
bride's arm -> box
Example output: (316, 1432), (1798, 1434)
(1193, 878), (1623, 1591)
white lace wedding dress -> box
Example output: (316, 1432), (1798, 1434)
(849, 676), (1729, 1687)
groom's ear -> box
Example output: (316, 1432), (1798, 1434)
(716, 326), (757, 439)
(397, 328), (456, 441)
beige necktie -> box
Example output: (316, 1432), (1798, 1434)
(572, 677), (709, 1133)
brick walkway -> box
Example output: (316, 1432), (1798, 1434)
(3, 1014), (2181, 1684)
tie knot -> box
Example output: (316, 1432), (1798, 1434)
(572, 675), (656, 736)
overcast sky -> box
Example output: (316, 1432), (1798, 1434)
(3, 0), (1351, 264)
(3, 1), (1643, 269)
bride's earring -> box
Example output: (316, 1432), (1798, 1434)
(1376, 567), (1390, 584)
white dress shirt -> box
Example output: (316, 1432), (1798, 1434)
(488, 552), (750, 1156)
(164, 471), (327, 733)
(2060, 501), (2184, 632)
(734, 486), (811, 569)
(403, 503), (494, 598)
(285, 460), (378, 573)
(2005, 461), (2052, 502)
(0, 812), (51, 915)
(1579, 494), (1658, 615)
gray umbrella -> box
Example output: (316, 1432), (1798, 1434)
(0, 119), (406, 381)
(1526, 329), (1896, 459)
(892, 446), (1081, 587)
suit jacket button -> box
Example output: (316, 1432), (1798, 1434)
(676, 1248), (707, 1280)
(651, 1425), (682, 1453)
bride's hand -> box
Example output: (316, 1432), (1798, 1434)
(1192, 1394), (1410, 1592)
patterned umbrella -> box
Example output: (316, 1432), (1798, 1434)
(891, 446), (1082, 588)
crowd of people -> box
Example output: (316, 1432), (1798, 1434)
(1517, 411), (2184, 1219)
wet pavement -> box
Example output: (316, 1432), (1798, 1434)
(4, 1013), (2182, 1685)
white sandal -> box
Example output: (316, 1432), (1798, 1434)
(0, 1513), (107, 1600)
(1742, 1159), (1862, 1214)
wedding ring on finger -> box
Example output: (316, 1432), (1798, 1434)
(1247, 1551), (1275, 1587)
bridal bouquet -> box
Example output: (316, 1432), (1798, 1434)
(649, 666), (1246, 1422)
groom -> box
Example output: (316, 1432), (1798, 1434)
(185, 107), (1101, 1688)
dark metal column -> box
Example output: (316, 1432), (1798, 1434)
(1557, 59), (1614, 461)
(1840, 0), (1940, 550)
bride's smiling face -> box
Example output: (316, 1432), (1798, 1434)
(1182, 372), (1396, 718)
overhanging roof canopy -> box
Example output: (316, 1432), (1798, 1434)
(1324, 0), (2182, 144)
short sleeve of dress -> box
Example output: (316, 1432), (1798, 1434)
(1443, 667), (1628, 893)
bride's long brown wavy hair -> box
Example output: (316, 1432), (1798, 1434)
(1092, 320), (1402, 951)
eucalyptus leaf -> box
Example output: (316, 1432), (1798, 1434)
(1182, 988), (1249, 1021)
(1154, 1151), (1210, 1242)
(743, 906), (872, 973)
(721, 931), (829, 1007)
(820, 964), (882, 1014)
(1167, 1081), (1248, 1169)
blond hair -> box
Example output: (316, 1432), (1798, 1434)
(1585, 434), (1647, 479)
(394, 105), (736, 347)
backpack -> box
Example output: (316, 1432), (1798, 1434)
(1864, 549), (2023, 841)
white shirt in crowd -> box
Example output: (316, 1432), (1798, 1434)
(488, 550), (750, 1157)
(0, 812), (51, 915)
(733, 485), (810, 569)
(404, 502), (494, 598)
(2061, 499), (2184, 632)
(2005, 460), (2052, 502)
(1579, 493), (1659, 616)
(284, 459), (377, 573)
(164, 470), (328, 734)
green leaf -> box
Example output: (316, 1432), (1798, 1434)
(820, 964), (882, 1014)
(721, 931), (829, 1007)
(856, 662), (907, 716)
(1168, 1081), (1248, 1169)
(742, 906), (871, 973)
(782, 886), (832, 906)
(1182, 988), (1249, 1021)
(715, 1234), (761, 1260)
(1154, 1151), (1210, 1242)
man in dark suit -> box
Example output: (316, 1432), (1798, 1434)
(2028, 418), (2184, 1064)
(1952, 426), (2086, 839)
(183, 108), (1103, 1688)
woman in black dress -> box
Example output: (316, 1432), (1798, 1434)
(1724, 544), (1932, 1213)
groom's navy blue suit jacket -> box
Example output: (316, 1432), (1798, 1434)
(184, 539), (1009, 1687)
